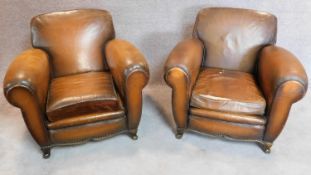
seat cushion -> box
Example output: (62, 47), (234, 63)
(46, 72), (122, 122)
(190, 108), (266, 125)
(191, 68), (266, 115)
(47, 111), (125, 129)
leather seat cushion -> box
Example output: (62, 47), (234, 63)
(47, 111), (125, 129)
(190, 108), (266, 125)
(191, 68), (266, 115)
(46, 71), (122, 122)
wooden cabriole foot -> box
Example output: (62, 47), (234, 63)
(130, 133), (138, 140)
(41, 147), (51, 159)
(175, 133), (183, 139)
(258, 142), (273, 153)
(129, 129), (138, 140)
(175, 128), (184, 139)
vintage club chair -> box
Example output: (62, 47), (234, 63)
(164, 7), (308, 153)
(3, 9), (149, 158)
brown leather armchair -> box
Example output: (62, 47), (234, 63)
(164, 7), (308, 153)
(3, 9), (149, 158)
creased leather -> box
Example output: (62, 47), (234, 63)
(48, 110), (125, 129)
(194, 7), (277, 72)
(46, 72), (122, 122)
(105, 39), (149, 131)
(191, 68), (266, 115)
(31, 9), (115, 77)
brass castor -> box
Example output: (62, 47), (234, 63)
(41, 148), (51, 159)
(258, 142), (272, 153)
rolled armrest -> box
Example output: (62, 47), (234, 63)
(3, 49), (51, 146)
(164, 39), (204, 130)
(164, 39), (204, 95)
(258, 45), (308, 142)
(105, 39), (149, 132)
(258, 45), (308, 104)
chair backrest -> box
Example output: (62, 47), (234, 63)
(193, 7), (277, 73)
(31, 9), (115, 77)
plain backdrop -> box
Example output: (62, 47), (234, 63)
(0, 1), (311, 175)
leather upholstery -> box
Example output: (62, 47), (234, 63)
(258, 46), (308, 143)
(3, 49), (50, 110)
(46, 72), (122, 122)
(164, 7), (308, 151)
(258, 46), (308, 106)
(3, 49), (51, 147)
(3, 9), (149, 157)
(194, 7), (277, 72)
(165, 39), (204, 97)
(191, 68), (266, 115)
(105, 39), (149, 132)
(47, 111), (125, 129)
(50, 117), (127, 144)
(164, 39), (203, 131)
(189, 115), (265, 140)
(190, 108), (266, 125)
(31, 9), (115, 77)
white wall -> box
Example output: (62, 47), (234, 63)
(1, 0), (311, 85)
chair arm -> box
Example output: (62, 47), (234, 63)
(105, 39), (149, 132)
(164, 39), (204, 130)
(3, 49), (51, 146)
(257, 45), (308, 143)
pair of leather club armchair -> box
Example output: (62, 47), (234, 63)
(3, 8), (308, 158)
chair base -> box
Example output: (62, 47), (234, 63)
(184, 129), (274, 154)
(40, 129), (139, 159)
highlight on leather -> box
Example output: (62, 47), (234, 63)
(3, 49), (51, 146)
(164, 39), (204, 130)
(164, 39), (204, 97)
(31, 9), (115, 77)
(257, 46), (308, 143)
(105, 39), (150, 131)
(3, 49), (50, 109)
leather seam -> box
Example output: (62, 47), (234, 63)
(190, 115), (264, 127)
